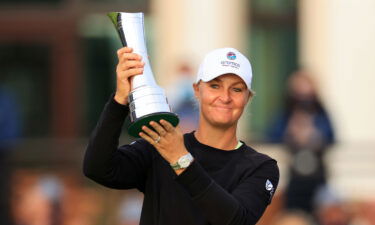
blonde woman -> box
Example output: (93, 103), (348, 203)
(84, 47), (279, 225)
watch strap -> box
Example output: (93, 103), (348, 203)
(170, 162), (182, 170)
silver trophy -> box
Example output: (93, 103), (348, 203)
(108, 12), (179, 137)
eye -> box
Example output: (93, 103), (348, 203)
(233, 87), (243, 92)
(210, 84), (219, 89)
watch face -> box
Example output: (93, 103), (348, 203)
(179, 157), (190, 168)
(178, 154), (193, 168)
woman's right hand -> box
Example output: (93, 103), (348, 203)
(114, 47), (145, 105)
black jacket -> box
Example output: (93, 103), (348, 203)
(83, 96), (279, 225)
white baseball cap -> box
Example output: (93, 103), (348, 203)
(196, 47), (253, 90)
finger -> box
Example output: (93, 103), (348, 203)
(118, 53), (142, 63)
(139, 132), (156, 145)
(149, 121), (167, 136)
(117, 47), (133, 55)
(141, 125), (159, 140)
(160, 119), (174, 132)
(117, 68), (144, 80)
(119, 60), (145, 71)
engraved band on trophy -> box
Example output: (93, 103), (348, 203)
(108, 12), (179, 137)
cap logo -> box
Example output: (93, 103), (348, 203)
(227, 52), (236, 60)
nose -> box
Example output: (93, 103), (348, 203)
(219, 89), (231, 103)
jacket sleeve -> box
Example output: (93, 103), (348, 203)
(175, 159), (279, 225)
(83, 95), (152, 192)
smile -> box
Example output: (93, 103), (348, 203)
(213, 106), (233, 110)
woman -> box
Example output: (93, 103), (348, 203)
(83, 47), (279, 225)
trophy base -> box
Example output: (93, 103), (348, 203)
(126, 112), (179, 137)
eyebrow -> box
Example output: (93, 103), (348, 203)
(212, 77), (246, 86)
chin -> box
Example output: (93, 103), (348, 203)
(212, 121), (237, 129)
(210, 117), (237, 128)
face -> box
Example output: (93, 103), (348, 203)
(193, 73), (251, 128)
(288, 73), (316, 100)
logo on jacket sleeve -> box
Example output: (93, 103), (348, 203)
(265, 179), (275, 203)
(265, 179), (273, 191)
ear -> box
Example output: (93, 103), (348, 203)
(193, 82), (200, 99)
(246, 90), (253, 103)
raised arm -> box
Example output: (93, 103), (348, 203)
(83, 47), (151, 191)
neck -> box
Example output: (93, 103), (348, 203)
(195, 121), (238, 150)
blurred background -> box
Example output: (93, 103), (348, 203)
(1, 0), (375, 224)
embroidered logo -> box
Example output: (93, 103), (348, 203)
(265, 179), (275, 203)
(227, 52), (236, 60)
(265, 179), (273, 191)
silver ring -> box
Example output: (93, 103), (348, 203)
(155, 136), (161, 144)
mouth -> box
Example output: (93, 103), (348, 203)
(212, 105), (232, 111)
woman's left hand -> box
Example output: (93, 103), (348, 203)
(139, 120), (189, 165)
